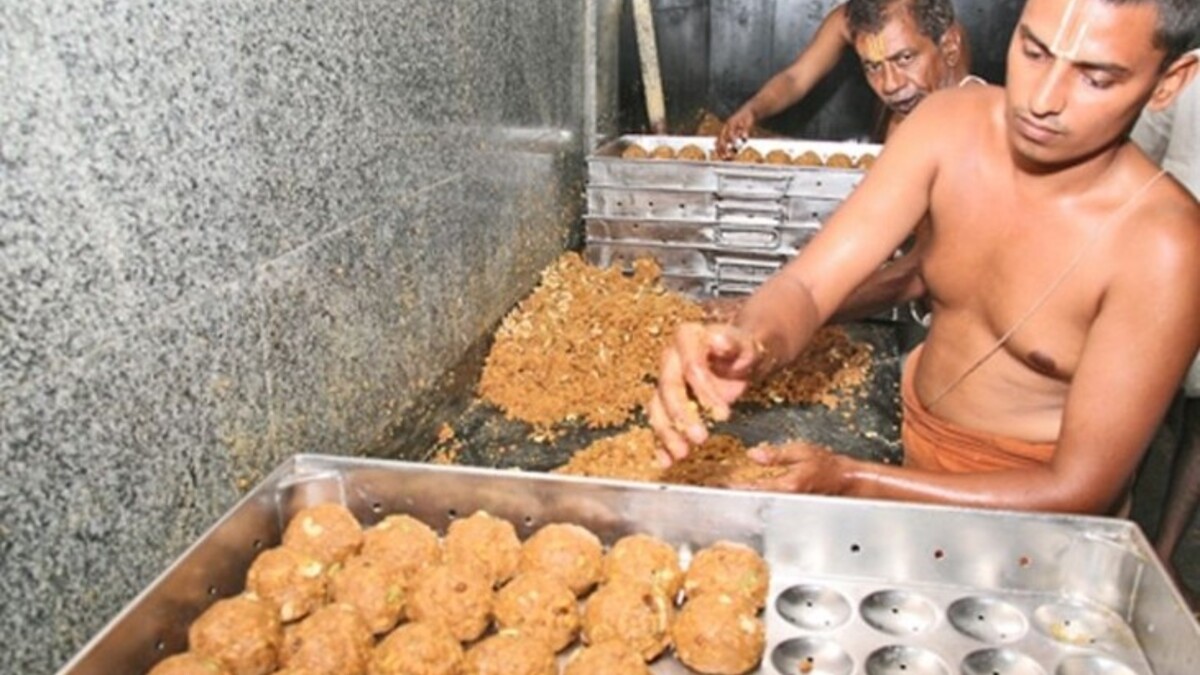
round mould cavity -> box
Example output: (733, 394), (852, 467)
(860, 589), (939, 636)
(770, 637), (854, 675)
(864, 645), (950, 675)
(961, 648), (1047, 675)
(1032, 601), (1129, 648)
(948, 596), (1029, 643)
(1055, 654), (1138, 675)
(776, 585), (853, 631)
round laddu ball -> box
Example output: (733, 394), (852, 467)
(792, 150), (823, 167)
(283, 503), (364, 566)
(764, 149), (792, 165)
(824, 152), (854, 169)
(683, 541), (770, 609)
(518, 523), (603, 596)
(148, 652), (232, 675)
(444, 510), (521, 587)
(272, 668), (322, 675)
(602, 534), (682, 599)
(279, 603), (373, 675)
(672, 593), (765, 675)
(581, 580), (673, 661)
(360, 514), (442, 584)
(621, 144), (649, 159)
(854, 152), (877, 170)
(406, 559), (495, 642)
(463, 630), (556, 675)
(649, 145), (676, 160)
(368, 621), (464, 675)
(733, 147), (763, 164)
(188, 594), (283, 675)
(329, 554), (407, 634)
(562, 641), (651, 675)
(245, 546), (328, 623)
(494, 572), (580, 652)
(677, 144), (707, 161)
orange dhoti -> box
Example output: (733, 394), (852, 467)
(901, 346), (1056, 473)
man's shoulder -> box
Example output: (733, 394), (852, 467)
(905, 84), (1004, 139)
(1113, 164), (1200, 282)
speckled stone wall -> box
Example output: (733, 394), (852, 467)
(0, 1), (600, 672)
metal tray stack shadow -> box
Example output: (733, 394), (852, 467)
(585, 135), (882, 298)
(59, 455), (1200, 674)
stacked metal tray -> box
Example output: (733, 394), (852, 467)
(59, 455), (1200, 674)
(585, 135), (882, 297)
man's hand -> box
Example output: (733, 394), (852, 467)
(647, 322), (760, 464)
(729, 442), (850, 494)
(715, 109), (755, 159)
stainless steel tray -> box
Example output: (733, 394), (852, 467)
(585, 242), (790, 297)
(588, 135), (880, 197)
(585, 135), (881, 298)
(58, 455), (1200, 674)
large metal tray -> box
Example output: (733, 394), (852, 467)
(58, 455), (1200, 674)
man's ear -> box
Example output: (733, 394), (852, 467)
(938, 25), (964, 68)
(1145, 52), (1198, 112)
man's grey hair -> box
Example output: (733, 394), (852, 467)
(845, 0), (958, 43)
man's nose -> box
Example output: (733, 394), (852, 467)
(881, 62), (906, 95)
(1029, 60), (1069, 117)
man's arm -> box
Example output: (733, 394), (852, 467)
(829, 232), (929, 323)
(733, 92), (953, 373)
(716, 6), (852, 157)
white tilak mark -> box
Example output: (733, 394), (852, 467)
(1049, 0), (1091, 62)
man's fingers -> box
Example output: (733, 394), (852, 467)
(647, 389), (695, 462)
(671, 325), (732, 429)
(685, 326), (752, 420)
(658, 343), (710, 445)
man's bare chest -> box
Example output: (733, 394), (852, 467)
(921, 202), (1111, 379)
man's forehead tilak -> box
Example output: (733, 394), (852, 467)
(1048, 0), (1092, 62)
(863, 33), (889, 63)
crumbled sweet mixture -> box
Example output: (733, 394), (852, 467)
(478, 253), (704, 431)
(554, 427), (787, 487)
(478, 253), (873, 436)
(743, 328), (873, 409)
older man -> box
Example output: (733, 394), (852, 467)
(717, 0), (973, 155)
(653, 0), (1199, 516)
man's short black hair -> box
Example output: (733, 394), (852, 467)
(1103, 0), (1199, 65)
(846, 0), (957, 43)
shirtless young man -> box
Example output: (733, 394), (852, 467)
(650, 0), (1200, 515)
(716, 0), (972, 155)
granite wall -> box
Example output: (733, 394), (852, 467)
(0, 1), (614, 672)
